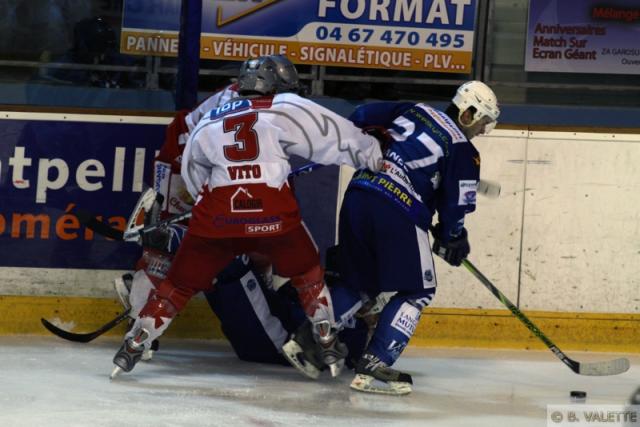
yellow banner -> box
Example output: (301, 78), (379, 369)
(120, 31), (180, 57)
(121, 31), (472, 73)
(201, 36), (471, 73)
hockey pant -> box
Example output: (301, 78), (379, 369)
(125, 252), (293, 364)
(130, 224), (336, 349)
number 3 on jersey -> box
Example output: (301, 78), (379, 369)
(223, 112), (260, 162)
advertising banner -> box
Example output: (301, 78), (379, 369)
(525, 0), (640, 74)
(0, 118), (165, 269)
(121, 0), (478, 73)
(0, 114), (338, 270)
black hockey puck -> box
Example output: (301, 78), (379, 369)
(570, 391), (587, 399)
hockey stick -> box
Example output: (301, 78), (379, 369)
(74, 161), (327, 242)
(41, 309), (131, 343)
(462, 259), (630, 376)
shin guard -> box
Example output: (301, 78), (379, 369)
(126, 279), (194, 346)
(291, 265), (335, 327)
(365, 289), (434, 367)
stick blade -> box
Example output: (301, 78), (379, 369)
(40, 309), (130, 344)
(578, 358), (630, 376)
(41, 318), (97, 343)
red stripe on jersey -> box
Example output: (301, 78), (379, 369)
(250, 96), (274, 110)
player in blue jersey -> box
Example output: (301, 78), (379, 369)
(282, 81), (500, 395)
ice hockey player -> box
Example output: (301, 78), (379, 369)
(111, 54), (383, 378)
(283, 81), (500, 395)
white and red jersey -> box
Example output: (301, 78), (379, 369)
(182, 92), (382, 238)
(184, 83), (240, 132)
(153, 84), (239, 217)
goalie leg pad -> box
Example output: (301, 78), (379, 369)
(114, 273), (133, 311)
(127, 269), (159, 318)
(124, 187), (160, 240)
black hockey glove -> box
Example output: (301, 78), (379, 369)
(141, 227), (171, 252)
(432, 226), (470, 267)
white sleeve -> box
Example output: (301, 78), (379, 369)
(181, 126), (212, 200)
(274, 94), (382, 171)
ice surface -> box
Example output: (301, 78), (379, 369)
(1, 336), (637, 427)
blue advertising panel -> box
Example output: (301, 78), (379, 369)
(121, 0), (478, 73)
(0, 118), (165, 269)
(0, 114), (338, 270)
(525, 0), (640, 75)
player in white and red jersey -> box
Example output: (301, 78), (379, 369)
(114, 68), (297, 363)
(111, 55), (383, 379)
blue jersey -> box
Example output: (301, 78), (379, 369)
(349, 102), (480, 241)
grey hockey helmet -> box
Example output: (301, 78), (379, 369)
(238, 55), (300, 96)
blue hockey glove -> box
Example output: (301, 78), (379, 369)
(432, 226), (470, 267)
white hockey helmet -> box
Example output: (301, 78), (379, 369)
(452, 81), (500, 133)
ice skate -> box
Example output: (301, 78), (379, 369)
(350, 353), (413, 396)
(113, 273), (158, 361)
(282, 320), (325, 380)
(313, 320), (347, 378)
(110, 329), (149, 379)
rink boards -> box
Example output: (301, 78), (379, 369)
(0, 112), (638, 352)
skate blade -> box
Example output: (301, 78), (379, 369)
(350, 373), (412, 396)
(282, 340), (320, 380)
(109, 366), (123, 380)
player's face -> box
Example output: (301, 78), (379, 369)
(462, 113), (495, 139)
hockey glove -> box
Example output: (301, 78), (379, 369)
(141, 224), (187, 254)
(362, 125), (394, 152)
(141, 227), (172, 252)
(432, 226), (470, 267)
